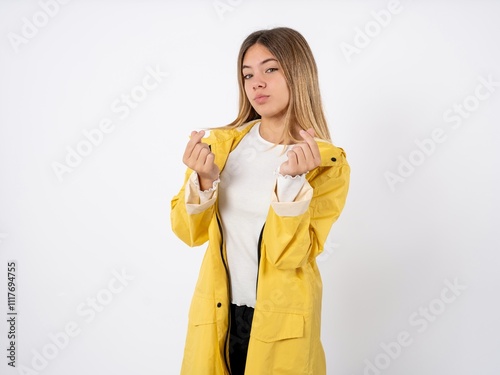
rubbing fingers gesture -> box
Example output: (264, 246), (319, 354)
(182, 130), (220, 190)
(279, 128), (321, 176)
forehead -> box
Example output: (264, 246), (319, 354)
(242, 44), (277, 67)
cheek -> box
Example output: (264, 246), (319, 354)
(244, 81), (252, 98)
(276, 77), (289, 98)
(282, 86), (290, 101)
(279, 82), (290, 105)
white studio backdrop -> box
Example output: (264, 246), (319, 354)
(0, 0), (499, 374)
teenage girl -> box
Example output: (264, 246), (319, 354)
(171, 27), (350, 375)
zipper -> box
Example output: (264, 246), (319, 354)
(255, 223), (265, 295)
(217, 213), (232, 375)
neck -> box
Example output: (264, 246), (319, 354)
(259, 117), (287, 144)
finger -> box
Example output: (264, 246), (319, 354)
(183, 131), (200, 161)
(291, 145), (307, 167)
(199, 152), (219, 180)
(193, 146), (211, 172)
(183, 130), (206, 160)
(188, 131), (205, 148)
(286, 150), (298, 170)
(306, 128), (315, 137)
(299, 129), (321, 163)
(293, 144), (316, 173)
(189, 129), (205, 140)
(185, 142), (207, 167)
(193, 143), (210, 162)
(299, 128), (315, 143)
(184, 131), (208, 159)
(204, 152), (216, 168)
(291, 142), (313, 171)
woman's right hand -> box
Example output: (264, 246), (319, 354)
(182, 130), (220, 191)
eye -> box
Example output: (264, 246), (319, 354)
(266, 67), (278, 73)
(243, 73), (253, 80)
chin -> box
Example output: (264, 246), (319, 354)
(255, 109), (282, 119)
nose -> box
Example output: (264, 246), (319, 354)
(252, 76), (266, 90)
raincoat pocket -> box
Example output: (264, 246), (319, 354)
(251, 310), (304, 342)
(182, 294), (221, 374)
(246, 310), (309, 373)
(188, 293), (216, 326)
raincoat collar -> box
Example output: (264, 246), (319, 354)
(203, 119), (345, 169)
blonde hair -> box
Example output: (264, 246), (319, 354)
(224, 27), (331, 144)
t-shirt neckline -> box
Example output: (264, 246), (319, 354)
(254, 121), (290, 148)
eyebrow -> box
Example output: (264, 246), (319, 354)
(242, 58), (278, 70)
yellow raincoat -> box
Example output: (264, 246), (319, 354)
(171, 120), (350, 374)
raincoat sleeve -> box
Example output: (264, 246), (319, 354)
(170, 168), (218, 247)
(263, 151), (350, 270)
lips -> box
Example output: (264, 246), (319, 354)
(254, 95), (269, 104)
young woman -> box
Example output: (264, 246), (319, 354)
(171, 27), (350, 375)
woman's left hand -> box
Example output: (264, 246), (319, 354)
(279, 128), (321, 177)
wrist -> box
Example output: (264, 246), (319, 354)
(198, 175), (219, 191)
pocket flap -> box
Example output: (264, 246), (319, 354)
(188, 294), (216, 326)
(251, 310), (304, 343)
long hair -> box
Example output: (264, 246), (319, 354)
(224, 27), (331, 144)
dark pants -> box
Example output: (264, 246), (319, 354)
(229, 303), (254, 375)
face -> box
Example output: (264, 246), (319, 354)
(242, 43), (290, 122)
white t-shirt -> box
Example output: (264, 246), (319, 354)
(219, 122), (306, 307)
(190, 122), (307, 307)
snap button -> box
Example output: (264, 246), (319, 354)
(217, 302), (222, 308)
(331, 157), (337, 162)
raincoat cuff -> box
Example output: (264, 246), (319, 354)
(275, 169), (306, 202)
(185, 171), (218, 214)
(271, 179), (313, 217)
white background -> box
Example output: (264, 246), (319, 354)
(0, 0), (499, 374)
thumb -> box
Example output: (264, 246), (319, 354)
(306, 128), (316, 137)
